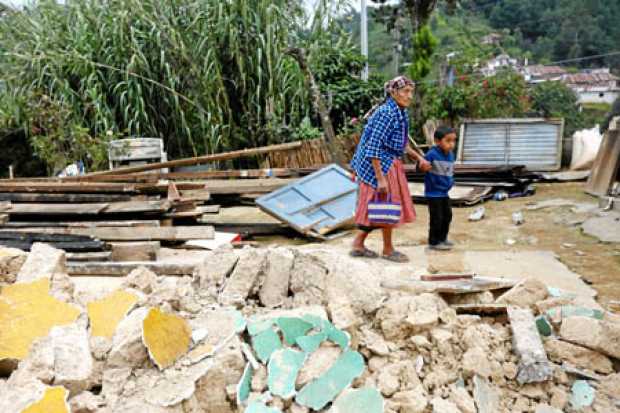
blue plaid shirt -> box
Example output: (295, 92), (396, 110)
(351, 97), (409, 188)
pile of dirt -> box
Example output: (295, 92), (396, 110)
(0, 243), (618, 413)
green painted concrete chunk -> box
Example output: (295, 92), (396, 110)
(267, 348), (306, 399)
(561, 306), (604, 320)
(331, 387), (384, 413)
(277, 317), (314, 345)
(295, 349), (365, 410)
(232, 310), (247, 333)
(236, 362), (253, 406)
(536, 315), (553, 337)
(296, 332), (327, 353)
(248, 318), (275, 336)
(570, 380), (595, 409)
(327, 327), (350, 349)
(245, 401), (282, 413)
(252, 328), (282, 363)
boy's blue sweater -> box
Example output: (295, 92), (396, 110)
(424, 146), (455, 198)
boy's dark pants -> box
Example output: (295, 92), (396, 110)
(427, 197), (452, 245)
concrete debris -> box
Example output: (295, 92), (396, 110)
(559, 315), (620, 359)
(17, 242), (66, 283)
(569, 380), (596, 410)
(507, 307), (553, 384)
(1, 245), (618, 413)
(581, 212), (620, 243)
(0, 247), (27, 284)
(21, 385), (70, 413)
(468, 206), (485, 221)
(496, 277), (549, 309)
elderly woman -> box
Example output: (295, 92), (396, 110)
(350, 76), (430, 263)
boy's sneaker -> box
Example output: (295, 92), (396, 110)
(428, 243), (451, 251)
(442, 240), (455, 248)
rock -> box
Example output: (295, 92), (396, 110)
(544, 338), (613, 374)
(535, 295), (603, 314)
(447, 291), (494, 305)
(0, 247), (27, 284)
(559, 316), (620, 359)
(378, 294), (445, 340)
(48, 324), (94, 394)
(101, 367), (132, 407)
(193, 338), (245, 413)
(450, 386), (475, 413)
(473, 375), (500, 413)
(251, 365), (268, 392)
(17, 242), (66, 283)
(296, 345), (341, 388)
(0, 377), (47, 412)
(289, 252), (328, 306)
(259, 248), (294, 308)
(122, 267), (158, 294)
(535, 403), (562, 413)
(569, 380), (595, 410)
(391, 388), (428, 413)
(426, 250), (467, 274)
(376, 365), (401, 397)
(107, 307), (149, 368)
(359, 327), (390, 356)
(193, 250), (239, 292)
(219, 250), (266, 307)
(430, 397), (461, 413)
(190, 308), (246, 349)
(69, 391), (105, 413)
(462, 347), (492, 379)
(496, 278), (548, 309)
(549, 387), (569, 410)
(598, 373), (620, 399)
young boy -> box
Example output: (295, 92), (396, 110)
(424, 126), (457, 250)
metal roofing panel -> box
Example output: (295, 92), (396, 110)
(458, 119), (563, 171)
(256, 164), (357, 237)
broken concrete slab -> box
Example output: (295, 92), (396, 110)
(390, 388), (428, 413)
(0, 247), (27, 284)
(289, 252), (328, 307)
(48, 324), (94, 395)
(107, 307), (149, 368)
(245, 401), (282, 413)
(426, 249), (468, 274)
(296, 345), (342, 388)
(237, 363), (253, 406)
(87, 289), (139, 339)
(17, 242), (66, 283)
(377, 294), (446, 340)
(462, 347), (493, 379)
(189, 308), (246, 350)
(496, 278), (549, 309)
(582, 212), (620, 243)
(0, 278), (81, 368)
(382, 277), (516, 296)
(430, 397), (461, 413)
(219, 250), (266, 307)
(122, 266), (158, 294)
(473, 375), (500, 413)
(142, 307), (191, 369)
(277, 317), (314, 346)
(259, 248), (294, 308)
(69, 391), (105, 413)
(267, 348), (306, 399)
(544, 338), (613, 374)
(330, 387), (384, 413)
(559, 316), (620, 359)
(535, 404), (562, 413)
(507, 307), (553, 384)
(295, 349), (365, 410)
(21, 385), (70, 413)
(296, 332), (327, 353)
(193, 249), (239, 291)
(450, 386), (476, 413)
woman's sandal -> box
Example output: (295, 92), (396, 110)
(382, 250), (410, 263)
(349, 248), (379, 259)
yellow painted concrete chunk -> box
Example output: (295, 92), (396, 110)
(142, 307), (191, 369)
(21, 386), (69, 413)
(0, 279), (81, 361)
(87, 290), (139, 339)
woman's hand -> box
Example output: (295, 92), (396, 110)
(419, 159), (432, 172)
(377, 175), (389, 195)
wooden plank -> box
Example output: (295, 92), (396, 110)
(453, 303), (508, 315)
(111, 241), (159, 262)
(0, 226), (214, 241)
(178, 189), (211, 202)
(585, 128), (620, 196)
(0, 231), (96, 243)
(201, 205), (221, 214)
(67, 261), (195, 276)
(66, 251), (112, 262)
(7, 203), (109, 215)
(103, 200), (172, 214)
(203, 178), (296, 195)
(0, 192), (134, 203)
(507, 306), (554, 384)
(421, 273), (475, 282)
(81, 141), (304, 177)
(0, 220), (160, 228)
(0, 182), (137, 193)
(381, 277), (516, 295)
(0, 240), (106, 252)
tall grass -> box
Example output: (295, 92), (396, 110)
(0, 0), (315, 169)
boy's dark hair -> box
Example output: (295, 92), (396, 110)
(434, 126), (456, 141)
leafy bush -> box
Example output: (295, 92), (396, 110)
(530, 81), (585, 137)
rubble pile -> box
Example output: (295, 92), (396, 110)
(0, 243), (619, 413)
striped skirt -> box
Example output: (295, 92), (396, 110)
(354, 159), (416, 228)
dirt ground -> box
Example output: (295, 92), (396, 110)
(248, 181), (620, 306)
(330, 182), (619, 306)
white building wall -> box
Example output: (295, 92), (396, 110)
(577, 91), (620, 105)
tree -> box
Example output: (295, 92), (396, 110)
(409, 24), (438, 81)
(530, 81), (585, 138)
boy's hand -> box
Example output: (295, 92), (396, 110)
(419, 159), (432, 172)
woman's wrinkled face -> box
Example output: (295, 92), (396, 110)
(391, 85), (414, 108)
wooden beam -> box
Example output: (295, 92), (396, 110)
(5, 200), (172, 216)
(66, 251), (113, 262)
(0, 182), (137, 193)
(202, 178), (295, 195)
(67, 261), (195, 276)
(0, 226), (214, 241)
(0, 220), (160, 228)
(80, 141), (304, 177)
(0, 240), (106, 252)
(111, 241), (160, 262)
(0, 193), (134, 203)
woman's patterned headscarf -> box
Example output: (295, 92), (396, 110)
(384, 75), (415, 97)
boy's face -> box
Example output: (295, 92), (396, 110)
(437, 133), (457, 154)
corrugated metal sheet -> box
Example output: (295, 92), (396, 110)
(256, 164), (356, 237)
(458, 119), (564, 171)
